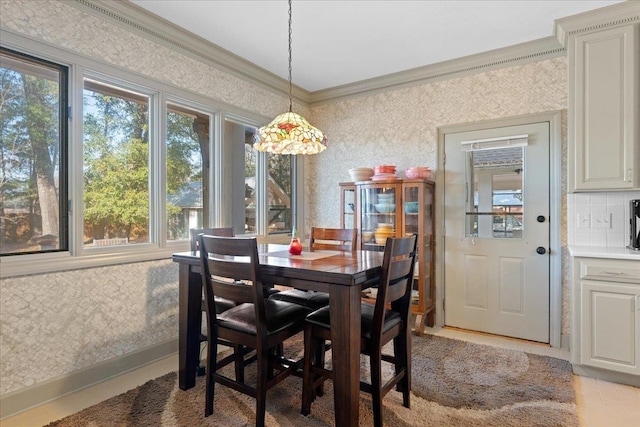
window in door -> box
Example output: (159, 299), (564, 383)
(464, 144), (524, 239)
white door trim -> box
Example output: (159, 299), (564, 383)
(436, 111), (563, 348)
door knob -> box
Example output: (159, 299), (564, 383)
(536, 246), (546, 255)
(537, 215), (545, 223)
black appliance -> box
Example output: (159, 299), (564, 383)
(630, 199), (640, 250)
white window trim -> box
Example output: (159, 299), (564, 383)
(0, 30), (305, 279)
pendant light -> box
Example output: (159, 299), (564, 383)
(254, 0), (327, 155)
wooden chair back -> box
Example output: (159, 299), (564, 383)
(373, 234), (418, 340)
(309, 227), (357, 251)
(199, 235), (265, 312)
(190, 227), (234, 252)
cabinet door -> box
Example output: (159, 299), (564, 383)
(402, 180), (435, 319)
(339, 183), (357, 229)
(359, 182), (401, 251)
(570, 24), (638, 191)
(580, 280), (640, 375)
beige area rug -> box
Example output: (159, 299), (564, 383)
(46, 334), (578, 426)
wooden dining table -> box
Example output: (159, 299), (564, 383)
(172, 244), (384, 427)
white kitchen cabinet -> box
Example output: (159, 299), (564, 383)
(572, 257), (640, 382)
(568, 24), (639, 191)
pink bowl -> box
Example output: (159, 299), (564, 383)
(405, 167), (431, 180)
(373, 165), (396, 175)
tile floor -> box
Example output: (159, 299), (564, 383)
(1, 327), (638, 427)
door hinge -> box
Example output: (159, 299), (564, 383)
(443, 153), (446, 166)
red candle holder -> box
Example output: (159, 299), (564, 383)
(288, 237), (302, 255)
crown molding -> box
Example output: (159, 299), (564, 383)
(66, 0), (634, 108)
(309, 36), (565, 106)
(555, 1), (640, 46)
(69, 0), (311, 104)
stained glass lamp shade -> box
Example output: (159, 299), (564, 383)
(254, 111), (327, 155)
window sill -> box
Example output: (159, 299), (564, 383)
(0, 243), (188, 279)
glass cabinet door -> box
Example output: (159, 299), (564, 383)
(360, 183), (400, 251)
(403, 180), (435, 330)
(339, 183), (356, 229)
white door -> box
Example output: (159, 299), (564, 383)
(444, 122), (550, 343)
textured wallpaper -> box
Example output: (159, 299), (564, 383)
(0, 260), (178, 395)
(307, 58), (567, 226)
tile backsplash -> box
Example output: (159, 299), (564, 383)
(567, 191), (640, 247)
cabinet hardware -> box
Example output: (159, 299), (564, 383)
(601, 271), (627, 276)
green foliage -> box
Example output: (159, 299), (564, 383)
(83, 91), (150, 239)
(166, 111), (200, 194)
(83, 137), (149, 234)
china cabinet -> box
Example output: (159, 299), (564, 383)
(568, 23), (639, 191)
(340, 178), (435, 334)
(571, 256), (640, 386)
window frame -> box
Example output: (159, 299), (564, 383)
(79, 72), (158, 253)
(0, 47), (70, 256)
(0, 32), (304, 278)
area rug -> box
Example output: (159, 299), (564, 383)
(46, 334), (578, 426)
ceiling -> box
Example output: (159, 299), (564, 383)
(130, 0), (623, 92)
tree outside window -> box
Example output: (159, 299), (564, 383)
(82, 80), (149, 246)
(0, 49), (67, 255)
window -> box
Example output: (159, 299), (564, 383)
(267, 153), (293, 235)
(224, 117), (295, 236)
(0, 48), (68, 255)
(166, 102), (210, 241)
(1, 42), (302, 275)
(82, 79), (151, 247)
(225, 118), (257, 235)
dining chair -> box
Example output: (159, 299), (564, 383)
(190, 227), (237, 314)
(269, 227), (357, 310)
(191, 227), (280, 313)
(300, 234), (418, 427)
(199, 234), (311, 426)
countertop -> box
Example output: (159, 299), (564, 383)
(568, 245), (640, 260)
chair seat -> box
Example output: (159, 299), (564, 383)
(203, 288), (280, 315)
(305, 302), (401, 340)
(270, 289), (330, 310)
(218, 299), (311, 335)
(202, 297), (237, 314)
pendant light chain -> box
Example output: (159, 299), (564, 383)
(288, 0), (293, 112)
(253, 0), (327, 155)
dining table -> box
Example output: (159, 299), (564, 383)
(172, 243), (384, 427)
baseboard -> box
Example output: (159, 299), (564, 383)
(572, 364), (640, 388)
(0, 338), (178, 420)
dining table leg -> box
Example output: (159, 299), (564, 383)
(329, 283), (361, 427)
(178, 263), (201, 390)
